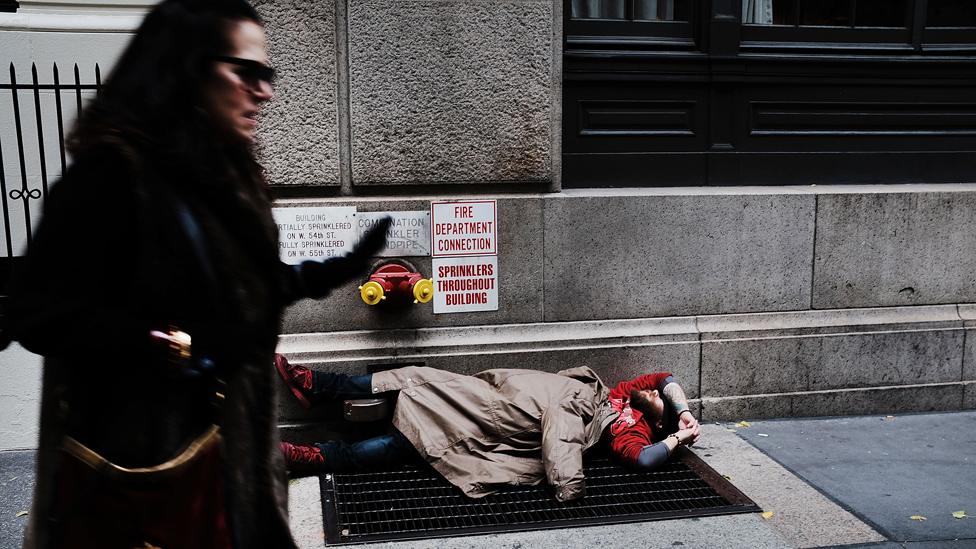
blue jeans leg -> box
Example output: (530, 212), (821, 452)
(315, 429), (418, 473)
(310, 372), (375, 401)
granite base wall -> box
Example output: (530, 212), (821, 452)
(277, 186), (976, 440)
(277, 305), (976, 441)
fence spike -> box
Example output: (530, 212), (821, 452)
(32, 61), (49, 201)
(0, 125), (12, 258)
(73, 64), (81, 116)
(53, 62), (66, 175)
(9, 60), (34, 252)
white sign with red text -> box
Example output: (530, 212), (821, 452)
(432, 255), (499, 313)
(430, 200), (497, 257)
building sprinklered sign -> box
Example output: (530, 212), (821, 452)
(272, 206), (357, 264)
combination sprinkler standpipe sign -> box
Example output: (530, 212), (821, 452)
(431, 200), (499, 314)
(357, 211), (431, 257)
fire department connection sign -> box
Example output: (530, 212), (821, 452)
(431, 200), (498, 314)
(431, 200), (497, 257)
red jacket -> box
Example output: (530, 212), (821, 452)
(606, 372), (673, 465)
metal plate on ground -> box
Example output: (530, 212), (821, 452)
(319, 448), (759, 545)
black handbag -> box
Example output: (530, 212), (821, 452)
(51, 196), (233, 549)
(54, 426), (231, 549)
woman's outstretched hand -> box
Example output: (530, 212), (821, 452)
(350, 216), (392, 261)
(294, 216), (392, 299)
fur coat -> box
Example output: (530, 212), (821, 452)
(8, 143), (302, 549)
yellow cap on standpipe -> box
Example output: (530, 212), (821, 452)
(358, 281), (386, 305)
(412, 278), (434, 304)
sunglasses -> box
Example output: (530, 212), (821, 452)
(213, 56), (275, 88)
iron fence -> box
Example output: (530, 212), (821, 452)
(0, 62), (101, 291)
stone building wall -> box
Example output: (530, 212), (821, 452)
(251, 1), (976, 440)
(2, 0), (974, 449)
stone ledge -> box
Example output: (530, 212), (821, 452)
(0, 13), (143, 32)
(276, 305), (968, 422)
(271, 184), (976, 203)
(277, 304), (965, 366)
(701, 381), (969, 421)
(553, 183), (976, 198)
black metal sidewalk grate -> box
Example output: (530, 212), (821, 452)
(320, 448), (759, 545)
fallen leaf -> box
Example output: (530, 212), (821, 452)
(952, 510), (967, 519)
(910, 515), (927, 521)
(15, 511), (27, 517)
(761, 511), (774, 520)
(736, 421), (752, 428)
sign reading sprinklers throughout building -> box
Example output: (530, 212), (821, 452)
(433, 255), (498, 312)
(431, 200), (499, 314)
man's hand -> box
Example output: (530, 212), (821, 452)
(678, 409), (699, 431)
(675, 424), (700, 446)
(663, 381), (698, 441)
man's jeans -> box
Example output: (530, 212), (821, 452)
(311, 371), (419, 472)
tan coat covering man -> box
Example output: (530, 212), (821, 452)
(278, 356), (702, 503)
(369, 366), (618, 501)
(276, 356), (621, 502)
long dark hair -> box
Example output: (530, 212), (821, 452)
(68, 0), (281, 300)
(68, 0), (262, 167)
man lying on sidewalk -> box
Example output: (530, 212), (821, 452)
(276, 355), (700, 502)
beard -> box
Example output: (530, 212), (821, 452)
(630, 389), (661, 422)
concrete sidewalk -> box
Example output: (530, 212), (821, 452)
(2, 412), (974, 548)
(735, 411), (976, 548)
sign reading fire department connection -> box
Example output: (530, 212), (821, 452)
(431, 200), (498, 314)
(431, 200), (497, 257)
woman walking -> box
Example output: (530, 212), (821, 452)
(5, 1), (387, 547)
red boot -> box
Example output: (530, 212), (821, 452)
(274, 354), (314, 409)
(280, 441), (326, 477)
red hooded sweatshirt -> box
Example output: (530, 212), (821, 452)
(606, 372), (674, 465)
